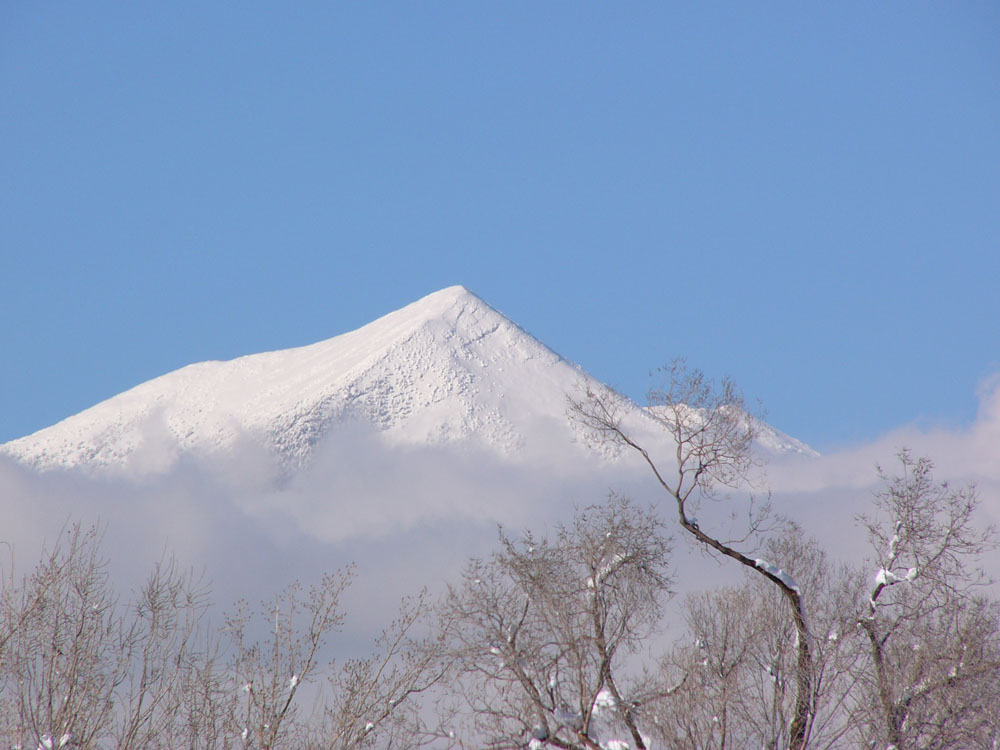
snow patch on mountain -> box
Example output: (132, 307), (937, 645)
(0, 286), (816, 475)
(1, 287), (593, 472)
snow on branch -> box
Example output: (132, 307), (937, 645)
(753, 558), (800, 595)
(874, 566), (918, 588)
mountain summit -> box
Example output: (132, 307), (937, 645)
(2, 287), (592, 472)
(1, 286), (814, 474)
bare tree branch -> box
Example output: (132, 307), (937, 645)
(568, 363), (816, 750)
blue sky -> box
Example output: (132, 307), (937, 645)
(2, 2), (998, 451)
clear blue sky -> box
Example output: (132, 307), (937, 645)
(2, 2), (998, 451)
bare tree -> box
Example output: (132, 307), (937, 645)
(220, 568), (443, 750)
(225, 571), (354, 749)
(0, 525), (442, 750)
(0, 525), (213, 750)
(569, 363), (817, 750)
(648, 528), (864, 750)
(0, 525), (133, 748)
(156, 636), (233, 749)
(115, 556), (215, 749)
(652, 583), (763, 750)
(314, 589), (444, 750)
(434, 496), (674, 750)
(851, 451), (1000, 750)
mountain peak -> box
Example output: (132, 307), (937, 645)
(419, 284), (477, 303)
(375, 285), (506, 336)
(1, 287), (580, 473)
(1, 287), (816, 475)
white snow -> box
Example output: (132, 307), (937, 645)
(587, 552), (628, 589)
(0, 286), (818, 474)
(874, 567), (917, 587)
(875, 568), (898, 586)
(888, 521), (903, 559)
(754, 559), (800, 594)
(37, 736), (71, 750)
(0, 287), (598, 471)
(592, 688), (616, 712)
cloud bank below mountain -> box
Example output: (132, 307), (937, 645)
(3, 375), (998, 636)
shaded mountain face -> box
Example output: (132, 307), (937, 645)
(1, 286), (815, 476)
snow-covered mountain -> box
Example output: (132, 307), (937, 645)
(1, 286), (815, 474)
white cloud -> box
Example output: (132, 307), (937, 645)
(2, 376), (997, 642)
(0, 415), (638, 641)
(765, 376), (1000, 573)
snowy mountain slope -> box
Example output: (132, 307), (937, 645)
(1, 286), (816, 474)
